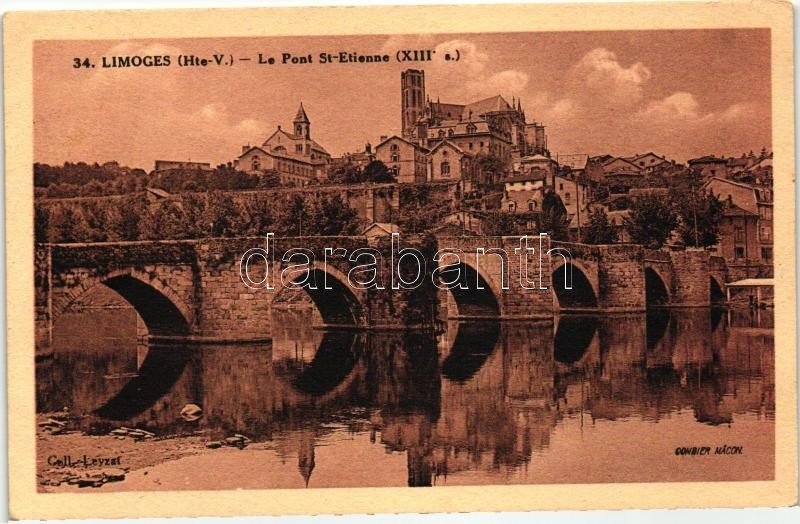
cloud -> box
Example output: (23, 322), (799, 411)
(422, 39), (530, 101)
(640, 92), (701, 120)
(568, 47), (652, 106)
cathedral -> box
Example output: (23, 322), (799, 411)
(234, 103), (332, 185)
(399, 69), (549, 161)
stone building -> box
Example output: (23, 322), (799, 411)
(704, 177), (773, 275)
(400, 69), (549, 167)
(374, 135), (429, 184)
(234, 103), (332, 185)
(553, 173), (592, 233)
(625, 152), (671, 174)
(428, 140), (473, 183)
(501, 172), (546, 214)
(586, 155), (642, 181)
(688, 155), (729, 178)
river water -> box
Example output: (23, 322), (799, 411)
(37, 293), (774, 489)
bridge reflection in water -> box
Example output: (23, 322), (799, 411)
(37, 297), (774, 488)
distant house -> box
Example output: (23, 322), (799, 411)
(704, 177), (772, 268)
(553, 173), (591, 232)
(502, 171), (546, 214)
(688, 155), (729, 178)
(331, 143), (376, 171)
(556, 153), (589, 175)
(515, 154), (557, 181)
(428, 140), (473, 183)
(374, 135), (429, 184)
(363, 222), (400, 239)
(586, 156), (642, 182)
(625, 152), (670, 173)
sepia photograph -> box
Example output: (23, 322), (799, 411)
(4, 1), (796, 519)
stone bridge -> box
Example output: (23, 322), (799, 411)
(34, 235), (725, 352)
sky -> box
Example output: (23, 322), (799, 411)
(34, 29), (771, 169)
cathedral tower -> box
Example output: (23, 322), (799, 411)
(401, 69), (426, 139)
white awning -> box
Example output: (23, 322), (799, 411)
(726, 278), (774, 287)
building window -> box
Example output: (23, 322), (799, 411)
(759, 206), (773, 220)
(710, 169), (716, 175)
(559, 183), (564, 190)
(469, 142), (474, 150)
(448, 129), (454, 137)
(761, 247), (773, 260)
(734, 226), (745, 242)
(564, 192), (571, 203)
(480, 142), (484, 147)
(438, 130), (445, 138)
(760, 226), (772, 241)
(734, 247), (745, 259)
(296, 144), (303, 153)
(252, 156), (260, 171)
(440, 161), (450, 176)
(528, 201), (537, 211)
(391, 154), (399, 162)
(508, 201), (516, 212)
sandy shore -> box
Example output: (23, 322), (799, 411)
(36, 413), (217, 492)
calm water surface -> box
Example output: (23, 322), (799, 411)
(37, 293), (774, 489)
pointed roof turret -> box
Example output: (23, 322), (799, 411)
(294, 102), (310, 124)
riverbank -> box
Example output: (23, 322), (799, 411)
(36, 413), (212, 492)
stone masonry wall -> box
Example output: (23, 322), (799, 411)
(669, 248), (710, 307)
(596, 244), (646, 312)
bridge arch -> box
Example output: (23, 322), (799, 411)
(441, 321), (501, 382)
(52, 269), (192, 337)
(283, 330), (364, 397)
(439, 259), (502, 318)
(285, 263), (367, 327)
(551, 260), (598, 309)
(644, 267), (670, 307)
(554, 315), (598, 364)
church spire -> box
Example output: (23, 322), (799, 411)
(294, 102), (310, 124)
(293, 102), (311, 140)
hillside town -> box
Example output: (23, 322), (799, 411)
(34, 69), (774, 285)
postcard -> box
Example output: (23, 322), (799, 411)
(4, 1), (797, 519)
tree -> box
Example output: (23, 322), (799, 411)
(474, 152), (506, 186)
(240, 196), (275, 236)
(396, 184), (450, 234)
(673, 187), (724, 248)
(581, 208), (619, 244)
(35, 206), (49, 243)
(305, 194), (362, 235)
(328, 163), (363, 185)
(362, 160), (394, 184)
(258, 170), (282, 188)
(623, 194), (677, 248)
(483, 211), (520, 236)
(47, 205), (93, 243)
(138, 201), (193, 240)
(205, 192), (240, 237)
(540, 190), (570, 240)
